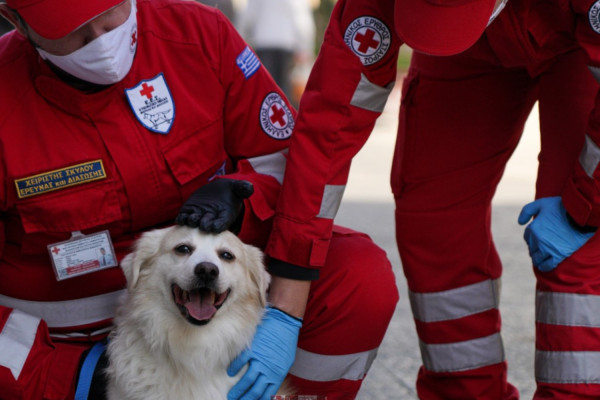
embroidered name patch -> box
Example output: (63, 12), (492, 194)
(344, 16), (391, 66)
(236, 46), (261, 79)
(15, 160), (107, 199)
(590, 1), (600, 34)
(259, 92), (294, 140)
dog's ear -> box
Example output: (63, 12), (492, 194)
(121, 228), (168, 289)
(120, 253), (137, 288)
(244, 244), (271, 308)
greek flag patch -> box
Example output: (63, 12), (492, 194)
(236, 46), (260, 79)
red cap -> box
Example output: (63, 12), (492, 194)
(395, 0), (496, 56)
(6, 0), (124, 39)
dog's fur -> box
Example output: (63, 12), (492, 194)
(106, 226), (271, 400)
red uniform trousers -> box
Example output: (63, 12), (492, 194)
(393, 40), (598, 399)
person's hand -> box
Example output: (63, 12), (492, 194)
(176, 179), (253, 233)
(518, 196), (595, 271)
(227, 306), (302, 400)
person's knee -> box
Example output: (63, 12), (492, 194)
(301, 233), (399, 351)
(327, 232), (399, 324)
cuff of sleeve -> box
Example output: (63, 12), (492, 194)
(268, 258), (320, 281)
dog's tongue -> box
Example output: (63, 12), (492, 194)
(185, 290), (216, 321)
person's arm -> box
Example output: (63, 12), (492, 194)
(268, 275), (311, 318)
(517, 0), (600, 271)
(266, 0), (401, 273)
(561, 0), (600, 226)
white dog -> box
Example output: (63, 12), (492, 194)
(106, 226), (271, 400)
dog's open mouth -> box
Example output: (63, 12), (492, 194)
(172, 284), (230, 326)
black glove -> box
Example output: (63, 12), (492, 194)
(176, 179), (254, 233)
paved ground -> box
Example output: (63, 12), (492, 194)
(334, 78), (541, 399)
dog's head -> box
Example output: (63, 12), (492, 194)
(120, 226), (270, 326)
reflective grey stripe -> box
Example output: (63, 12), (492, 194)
(247, 151), (287, 185)
(350, 73), (394, 112)
(0, 290), (125, 328)
(420, 333), (505, 373)
(409, 279), (501, 323)
(289, 348), (378, 381)
(0, 309), (40, 379)
(317, 184), (345, 219)
(536, 350), (600, 383)
(50, 326), (113, 340)
(579, 135), (600, 178)
(588, 65), (600, 84)
(536, 291), (600, 327)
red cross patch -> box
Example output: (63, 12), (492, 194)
(259, 92), (294, 140)
(125, 73), (175, 134)
(344, 16), (391, 66)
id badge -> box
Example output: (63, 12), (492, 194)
(47, 230), (117, 281)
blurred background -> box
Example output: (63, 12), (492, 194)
(198, 0), (407, 108)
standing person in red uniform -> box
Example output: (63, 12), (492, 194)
(266, 0), (600, 399)
(0, 0), (399, 399)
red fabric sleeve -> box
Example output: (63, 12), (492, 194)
(265, 0), (402, 268)
(562, 0), (600, 226)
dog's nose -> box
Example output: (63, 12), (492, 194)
(194, 262), (219, 284)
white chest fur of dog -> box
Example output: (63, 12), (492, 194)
(106, 226), (271, 400)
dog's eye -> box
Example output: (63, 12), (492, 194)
(174, 244), (193, 255)
(219, 250), (235, 261)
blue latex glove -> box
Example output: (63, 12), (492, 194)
(227, 306), (301, 400)
(518, 196), (595, 272)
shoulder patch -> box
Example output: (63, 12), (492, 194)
(125, 73), (175, 134)
(590, 1), (600, 34)
(344, 16), (391, 66)
(259, 92), (294, 140)
(237, 46), (261, 79)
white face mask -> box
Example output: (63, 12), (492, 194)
(487, 0), (508, 27)
(37, 1), (138, 85)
